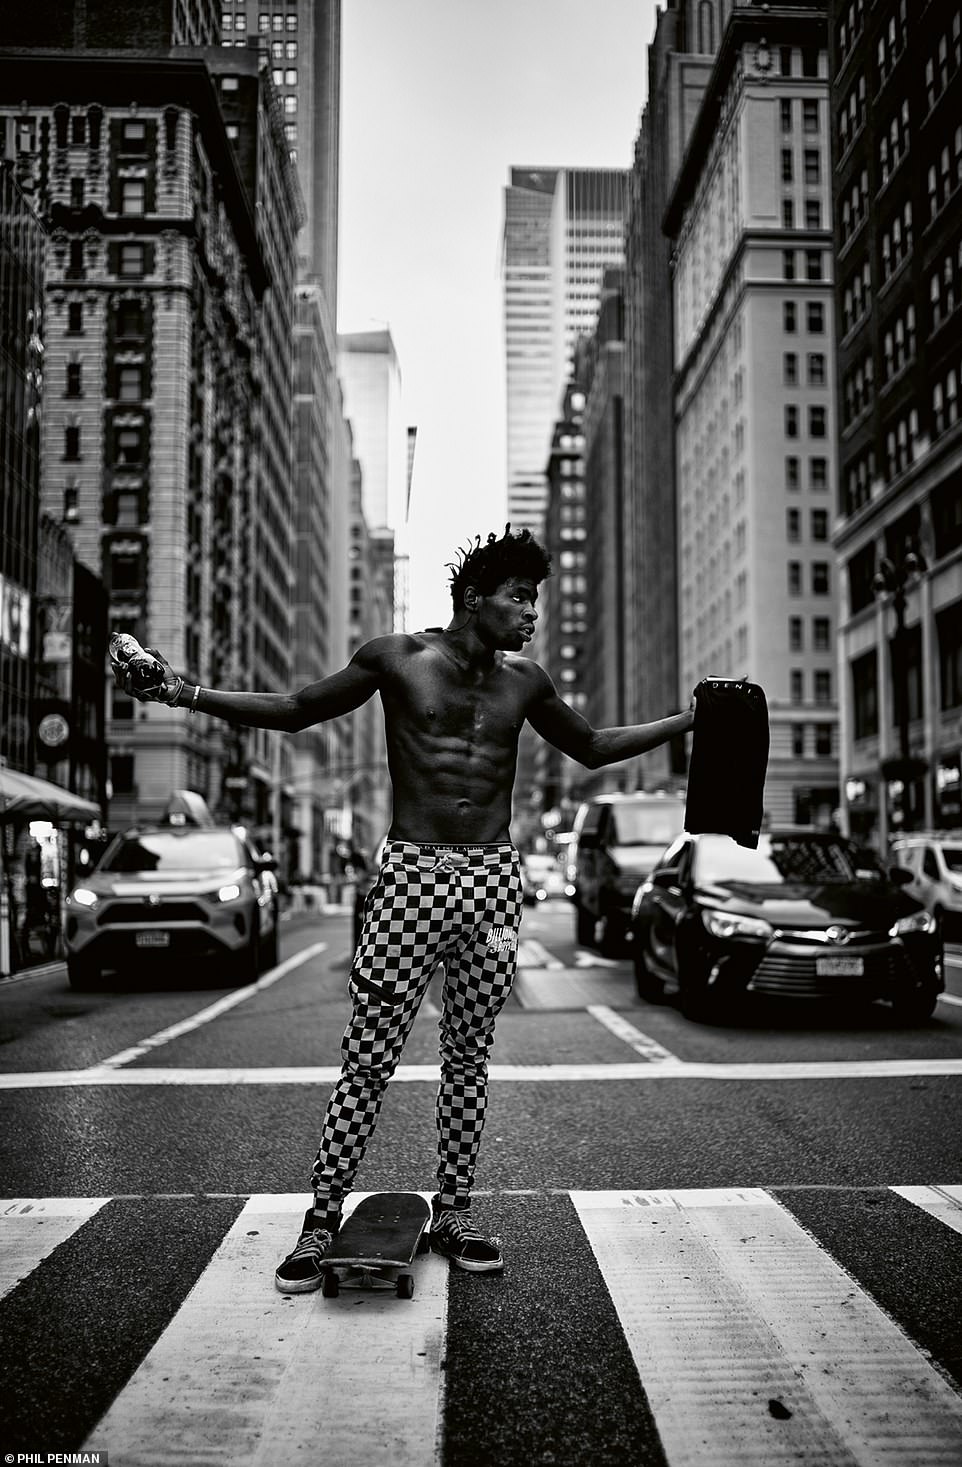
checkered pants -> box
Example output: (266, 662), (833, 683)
(310, 840), (523, 1214)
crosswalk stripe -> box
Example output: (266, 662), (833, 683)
(0, 1197), (109, 1301)
(85, 1193), (447, 1467)
(571, 1188), (962, 1467)
(890, 1184), (962, 1237)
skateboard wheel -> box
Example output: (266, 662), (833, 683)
(321, 1271), (340, 1298)
(396, 1273), (415, 1299)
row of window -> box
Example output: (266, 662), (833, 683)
(780, 147), (822, 187)
(786, 456), (830, 492)
(781, 197), (823, 230)
(835, 0), (864, 68)
(780, 98), (821, 135)
(923, 12), (962, 115)
(930, 235), (962, 330)
(788, 561), (832, 595)
(790, 669), (833, 704)
(840, 169), (868, 249)
(783, 299), (826, 334)
(879, 199), (912, 284)
(840, 259), (872, 336)
(222, 11), (298, 33)
(784, 351), (827, 387)
(63, 423), (147, 466)
(875, 0), (908, 93)
(881, 302), (916, 384)
(933, 362), (960, 440)
(925, 126), (962, 224)
(842, 351), (873, 428)
(792, 723), (834, 758)
(783, 249), (824, 282)
(785, 404), (828, 439)
(878, 98), (910, 188)
(786, 509), (830, 543)
(852, 606), (962, 739)
(836, 72), (865, 152)
(789, 615), (833, 651)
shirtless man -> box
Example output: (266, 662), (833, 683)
(117, 527), (694, 1286)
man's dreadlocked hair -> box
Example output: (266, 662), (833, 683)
(447, 525), (552, 611)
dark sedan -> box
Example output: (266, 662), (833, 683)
(629, 829), (943, 1023)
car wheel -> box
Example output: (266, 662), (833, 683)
(576, 904), (595, 947)
(66, 955), (100, 991)
(889, 985), (940, 1024)
(598, 909), (625, 958)
(632, 931), (665, 1003)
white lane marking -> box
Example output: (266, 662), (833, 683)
(573, 950), (622, 968)
(0, 1197), (109, 1301)
(4, 1057), (962, 1088)
(573, 1189), (962, 1467)
(891, 1184), (962, 1238)
(86, 1193), (447, 1467)
(517, 939), (563, 969)
(586, 1005), (678, 1063)
(97, 941), (328, 1069)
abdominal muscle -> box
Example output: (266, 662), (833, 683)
(385, 725), (519, 843)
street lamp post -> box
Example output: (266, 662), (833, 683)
(872, 551), (927, 835)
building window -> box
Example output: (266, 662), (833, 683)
(70, 177), (85, 208)
(809, 406), (827, 437)
(783, 249), (796, 280)
(806, 250), (823, 280)
(791, 670), (804, 703)
(808, 352), (826, 386)
(938, 600), (962, 710)
(786, 456), (800, 490)
(67, 301), (83, 334)
(781, 98), (793, 133)
(115, 428), (143, 466)
(66, 362), (82, 397)
(780, 46), (793, 76)
(284, 95), (297, 114)
(68, 239), (85, 279)
(119, 243), (145, 276)
(259, 12), (270, 31)
(284, 68), (297, 85)
(781, 148), (794, 184)
(122, 119), (146, 149)
(120, 178), (144, 215)
(784, 352), (798, 385)
(117, 299), (145, 337)
(785, 405), (799, 438)
(852, 650), (878, 738)
(273, 12), (283, 29)
(783, 198), (795, 229)
(64, 425), (81, 460)
(803, 149), (821, 185)
(810, 457), (828, 491)
(812, 561), (830, 594)
(803, 99), (820, 134)
(793, 724), (806, 757)
(234, 11), (246, 30)
(222, 10), (232, 29)
(811, 509), (829, 541)
(286, 40), (297, 58)
(284, 123), (297, 141)
(286, 11), (297, 29)
(787, 508), (801, 541)
(806, 300), (825, 332)
(789, 561), (802, 595)
(815, 724), (833, 756)
(790, 616), (804, 651)
(805, 198), (822, 229)
(71, 113), (86, 146)
(813, 617), (831, 651)
(110, 754), (135, 792)
(784, 300), (797, 333)
(118, 366), (142, 401)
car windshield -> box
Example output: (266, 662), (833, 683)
(695, 833), (876, 886)
(609, 803), (686, 846)
(100, 831), (242, 874)
(941, 847), (962, 872)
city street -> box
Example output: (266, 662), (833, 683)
(1, 900), (961, 1465)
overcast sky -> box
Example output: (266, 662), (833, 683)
(337, 0), (659, 629)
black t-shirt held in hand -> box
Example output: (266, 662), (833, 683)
(684, 678), (770, 849)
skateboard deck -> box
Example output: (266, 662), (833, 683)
(321, 1192), (431, 1299)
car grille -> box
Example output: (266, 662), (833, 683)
(747, 944), (916, 997)
(97, 901), (211, 926)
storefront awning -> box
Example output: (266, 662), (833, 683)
(0, 767), (101, 825)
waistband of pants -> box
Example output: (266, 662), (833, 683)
(383, 839), (518, 869)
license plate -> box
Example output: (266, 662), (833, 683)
(136, 931), (170, 948)
(815, 955), (864, 976)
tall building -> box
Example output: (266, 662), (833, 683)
(623, 2), (713, 790)
(831, 0), (962, 844)
(0, 162), (46, 779)
(223, 0), (340, 302)
(0, 51), (280, 825)
(664, 2), (840, 828)
(338, 327), (411, 629)
(503, 167), (626, 538)
(0, 0), (220, 49)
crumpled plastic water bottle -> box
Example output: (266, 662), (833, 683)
(108, 633), (167, 694)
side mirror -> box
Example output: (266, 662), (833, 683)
(888, 865), (914, 887)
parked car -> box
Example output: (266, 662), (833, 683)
(521, 852), (573, 904)
(890, 833), (962, 942)
(629, 828), (942, 1023)
(570, 792), (687, 954)
(63, 793), (279, 990)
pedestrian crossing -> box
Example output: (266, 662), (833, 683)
(2, 1187), (961, 1465)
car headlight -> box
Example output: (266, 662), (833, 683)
(889, 910), (937, 937)
(70, 888), (99, 909)
(216, 883), (243, 903)
(702, 908), (773, 941)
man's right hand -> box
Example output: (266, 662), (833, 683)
(112, 647), (181, 704)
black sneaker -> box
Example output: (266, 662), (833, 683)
(431, 1202), (503, 1273)
(274, 1207), (337, 1293)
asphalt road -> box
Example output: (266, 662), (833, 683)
(1, 901), (961, 1466)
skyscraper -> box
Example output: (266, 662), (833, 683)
(503, 167), (626, 538)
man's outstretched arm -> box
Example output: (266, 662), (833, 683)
(525, 665), (694, 769)
(115, 639), (386, 732)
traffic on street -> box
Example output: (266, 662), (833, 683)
(1, 896), (961, 1465)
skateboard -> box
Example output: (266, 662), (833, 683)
(320, 1192), (431, 1300)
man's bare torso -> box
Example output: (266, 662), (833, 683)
(377, 631), (536, 843)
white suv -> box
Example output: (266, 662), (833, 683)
(890, 833), (962, 942)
